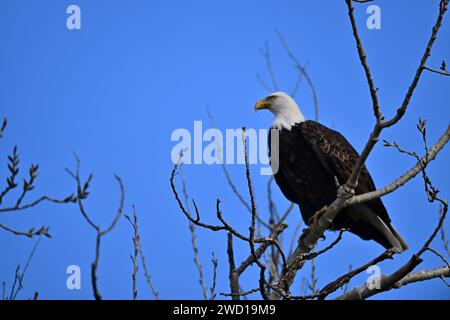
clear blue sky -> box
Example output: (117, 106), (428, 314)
(0, 0), (449, 300)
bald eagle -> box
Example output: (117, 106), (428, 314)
(255, 92), (408, 252)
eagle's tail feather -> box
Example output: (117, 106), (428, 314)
(367, 212), (408, 253)
(386, 222), (409, 252)
(347, 204), (408, 253)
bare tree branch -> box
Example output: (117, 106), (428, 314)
(220, 287), (260, 298)
(138, 241), (160, 300)
(0, 223), (50, 238)
(127, 206), (160, 300)
(0, 194), (76, 213)
(392, 266), (450, 288)
(210, 252), (218, 300)
(345, 0), (382, 122)
(318, 249), (394, 299)
(0, 118), (7, 139)
(425, 247), (450, 268)
(242, 127), (270, 299)
(424, 65), (450, 76)
(308, 258), (318, 295)
(226, 233), (239, 300)
(300, 230), (345, 262)
(440, 203), (450, 256)
(125, 207), (139, 300)
(0, 146), (20, 204)
(67, 157), (125, 300)
(348, 124), (450, 206)
(288, 221), (303, 257)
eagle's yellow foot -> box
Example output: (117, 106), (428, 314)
(308, 206), (328, 227)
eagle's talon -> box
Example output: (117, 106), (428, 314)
(308, 205), (328, 227)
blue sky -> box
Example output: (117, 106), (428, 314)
(0, 0), (449, 300)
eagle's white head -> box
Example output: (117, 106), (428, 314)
(254, 92), (305, 130)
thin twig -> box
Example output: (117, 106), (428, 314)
(276, 31), (319, 121)
(345, 0), (382, 122)
(210, 252), (218, 300)
(124, 206), (160, 300)
(425, 247), (450, 268)
(439, 203), (450, 256)
(0, 223), (50, 238)
(243, 127), (269, 299)
(259, 41), (278, 91)
(308, 258), (318, 295)
(10, 237), (41, 300)
(423, 65), (450, 76)
(180, 165), (208, 300)
(220, 287), (260, 298)
(300, 230), (345, 262)
(125, 207), (139, 300)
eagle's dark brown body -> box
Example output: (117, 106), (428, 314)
(269, 120), (407, 250)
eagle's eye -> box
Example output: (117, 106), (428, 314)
(266, 95), (277, 102)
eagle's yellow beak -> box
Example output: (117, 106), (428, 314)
(254, 98), (270, 112)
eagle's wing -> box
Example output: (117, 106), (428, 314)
(300, 120), (391, 223)
(268, 128), (299, 203)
